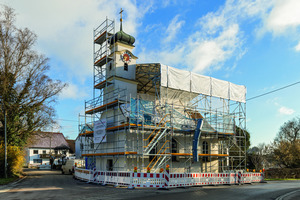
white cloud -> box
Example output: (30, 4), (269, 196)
(186, 24), (240, 73)
(265, 0), (300, 34)
(139, 0), (247, 74)
(2, 0), (148, 79)
(258, 0), (300, 52)
(138, 0), (300, 74)
(295, 41), (300, 51)
(59, 83), (88, 100)
(164, 15), (185, 43)
(278, 106), (295, 115)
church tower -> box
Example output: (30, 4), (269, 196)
(106, 8), (138, 100)
(84, 9), (139, 157)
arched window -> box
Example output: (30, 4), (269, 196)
(149, 136), (157, 162)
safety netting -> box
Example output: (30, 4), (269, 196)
(119, 98), (235, 133)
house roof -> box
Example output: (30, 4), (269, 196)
(30, 132), (70, 150)
(66, 139), (75, 153)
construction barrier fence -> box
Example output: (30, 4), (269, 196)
(74, 168), (264, 189)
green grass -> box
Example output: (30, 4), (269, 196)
(265, 178), (300, 181)
(0, 177), (18, 185)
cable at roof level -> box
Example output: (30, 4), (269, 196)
(247, 81), (300, 101)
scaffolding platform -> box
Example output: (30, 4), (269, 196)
(94, 55), (113, 67)
(94, 31), (113, 44)
(94, 80), (113, 89)
(85, 99), (119, 114)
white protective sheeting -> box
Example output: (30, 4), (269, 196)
(211, 78), (229, 99)
(160, 64), (168, 87)
(229, 83), (246, 103)
(191, 72), (211, 96)
(168, 66), (190, 91)
(94, 120), (107, 143)
(160, 64), (246, 102)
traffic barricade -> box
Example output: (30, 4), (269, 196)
(243, 173), (252, 183)
(215, 173), (230, 184)
(130, 172), (165, 188)
(74, 168), (92, 182)
(229, 173), (237, 184)
(201, 173), (217, 185)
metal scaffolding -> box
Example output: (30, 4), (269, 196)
(78, 19), (246, 173)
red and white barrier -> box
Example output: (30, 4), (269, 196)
(229, 173), (237, 184)
(74, 168), (93, 182)
(242, 173), (252, 183)
(238, 171), (242, 184)
(74, 168), (264, 189)
(251, 173), (264, 183)
(215, 173), (230, 184)
(130, 172), (166, 188)
(201, 173), (218, 185)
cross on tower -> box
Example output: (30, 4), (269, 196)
(120, 8), (123, 22)
(119, 8), (124, 31)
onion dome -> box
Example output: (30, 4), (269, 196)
(110, 29), (135, 46)
(110, 13), (135, 46)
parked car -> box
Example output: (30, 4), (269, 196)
(61, 159), (83, 174)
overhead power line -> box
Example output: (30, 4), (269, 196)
(55, 80), (300, 124)
(247, 80), (300, 101)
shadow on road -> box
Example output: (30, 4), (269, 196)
(23, 168), (61, 176)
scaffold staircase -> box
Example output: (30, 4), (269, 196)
(146, 140), (170, 171)
(144, 128), (168, 154)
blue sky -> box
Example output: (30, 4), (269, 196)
(2, 0), (300, 147)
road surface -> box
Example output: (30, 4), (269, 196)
(0, 169), (299, 200)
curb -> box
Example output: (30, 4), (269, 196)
(0, 176), (27, 193)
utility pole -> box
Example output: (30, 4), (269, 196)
(1, 96), (8, 179)
(4, 109), (7, 178)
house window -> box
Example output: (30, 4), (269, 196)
(202, 141), (209, 162)
(107, 159), (113, 171)
(109, 63), (112, 71)
(172, 139), (178, 162)
(33, 150), (38, 154)
(202, 141), (208, 154)
(54, 150), (58, 155)
(43, 150), (46, 154)
(33, 159), (42, 163)
(124, 63), (128, 71)
(80, 143), (84, 150)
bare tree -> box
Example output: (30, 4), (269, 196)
(247, 143), (272, 170)
(271, 117), (300, 168)
(0, 5), (66, 147)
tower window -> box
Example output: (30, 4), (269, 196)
(124, 63), (128, 71)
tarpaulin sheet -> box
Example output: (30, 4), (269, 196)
(160, 64), (246, 103)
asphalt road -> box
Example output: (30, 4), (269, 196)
(0, 169), (299, 200)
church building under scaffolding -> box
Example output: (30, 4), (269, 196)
(77, 13), (247, 173)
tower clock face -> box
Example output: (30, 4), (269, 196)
(121, 51), (131, 63)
